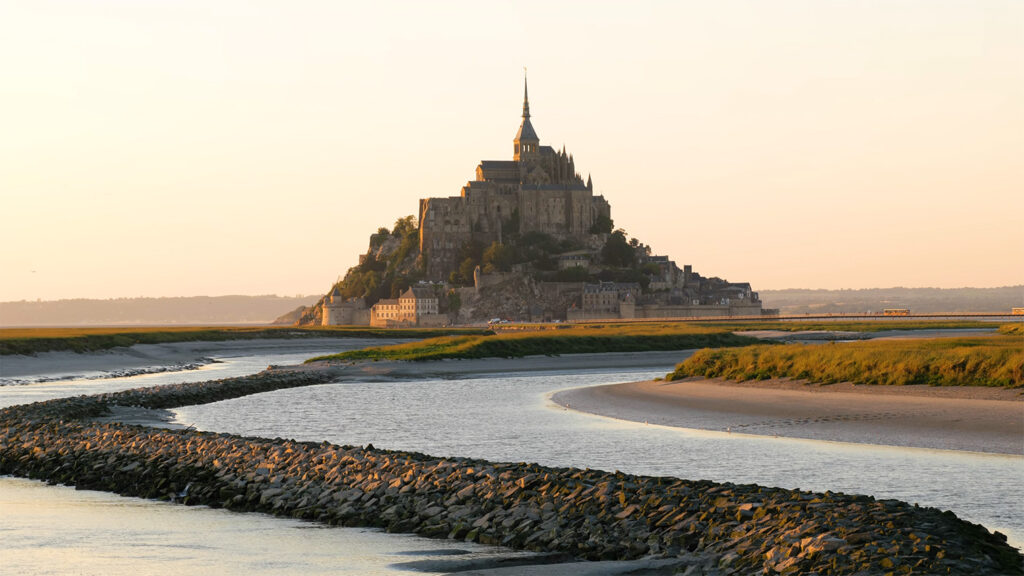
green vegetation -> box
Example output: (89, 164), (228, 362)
(667, 335), (1024, 388)
(0, 326), (490, 356)
(307, 324), (762, 362)
(639, 319), (994, 333)
(600, 229), (636, 268)
(998, 323), (1024, 336)
(553, 319), (994, 334)
(442, 225), (665, 288)
(482, 241), (515, 273)
(333, 215), (423, 306)
(589, 213), (613, 234)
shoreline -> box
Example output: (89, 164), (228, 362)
(4, 365), (1020, 575)
(3, 358), (1022, 574)
(307, 350), (686, 380)
(0, 337), (411, 384)
(552, 378), (1024, 455)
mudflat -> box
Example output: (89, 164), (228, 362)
(552, 378), (1024, 455)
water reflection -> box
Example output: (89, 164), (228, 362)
(0, 477), (516, 576)
(175, 369), (1024, 548)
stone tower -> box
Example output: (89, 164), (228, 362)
(514, 76), (540, 162)
(417, 77), (612, 279)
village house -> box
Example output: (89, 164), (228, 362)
(370, 286), (445, 327)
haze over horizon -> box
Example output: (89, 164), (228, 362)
(2, 1), (1021, 301)
(4, 284), (1024, 305)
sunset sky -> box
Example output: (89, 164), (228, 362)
(1, 1), (1021, 302)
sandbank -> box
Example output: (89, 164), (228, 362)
(309, 350), (685, 381)
(553, 378), (1024, 455)
(0, 337), (407, 384)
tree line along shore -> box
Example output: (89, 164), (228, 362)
(1, 366), (1020, 575)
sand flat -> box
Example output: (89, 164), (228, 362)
(553, 378), (1024, 455)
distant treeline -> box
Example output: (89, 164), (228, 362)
(759, 286), (1023, 315)
(0, 295), (321, 327)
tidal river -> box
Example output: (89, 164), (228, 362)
(2, 341), (1021, 575)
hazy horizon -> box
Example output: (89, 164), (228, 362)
(2, 1), (1021, 301)
(3, 284), (1021, 305)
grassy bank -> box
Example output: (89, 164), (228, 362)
(998, 323), (1024, 336)
(0, 326), (490, 356)
(577, 319), (997, 333)
(667, 334), (1024, 388)
(308, 324), (763, 362)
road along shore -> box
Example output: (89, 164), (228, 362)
(553, 377), (1024, 455)
(1, 362), (1020, 575)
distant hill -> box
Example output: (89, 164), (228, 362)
(0, 295), (321, 327)
(758, 286), (1024, 315)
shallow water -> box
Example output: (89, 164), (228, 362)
(0, 338), (397, 409)
(175, 368), (1024, 549)
(2, 339), (520, 575)
(2, 344), (1022, 574)
(0, 476), (522, 576)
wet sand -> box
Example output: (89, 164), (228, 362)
(553, 378), (1024, 455)
(307, 350), (685, 380)
(0, 337), (409, 384)
(92, 406), (185, 429)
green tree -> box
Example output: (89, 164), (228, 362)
(392, 215), (417, 238)
(642, 262), (662, 276)
(601, 229), (635, 268)
(589, 214), (613, 234)
(369, 227), (390, 248)
(483, 242), (515, 272)
(459, 257), (478, 286)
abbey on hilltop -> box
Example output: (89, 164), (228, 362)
(418, 78), (611, 278)
(303, 78), (771, 327)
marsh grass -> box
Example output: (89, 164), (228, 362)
(308, 324), (762, 362)
(667, 335), (1024, 388)
(0, 326), (489, 356)
(998, 323), (1024, 336)
(645, 319), (993, 333)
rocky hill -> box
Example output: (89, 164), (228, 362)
(295, 216), (423, 325)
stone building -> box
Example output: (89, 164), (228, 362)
(321, 288), (370, 326)
(369, 286), (445, 327)
(418, 79), (611, 279)
(582, 282), (641, 314)
(315, 78), (770, 326)
(557, 250), (593, 271)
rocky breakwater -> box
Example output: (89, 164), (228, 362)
(1, 367), (1021, 575)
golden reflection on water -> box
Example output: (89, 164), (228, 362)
(0, 476), (506, 576)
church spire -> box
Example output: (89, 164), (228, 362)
(514, 69), (539, 161)
(522, 73), (530, 119)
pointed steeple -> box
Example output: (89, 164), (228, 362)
(587, 174), (593, 190)
(514, 71), (539, 160)
(522, 74), (531, 119)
